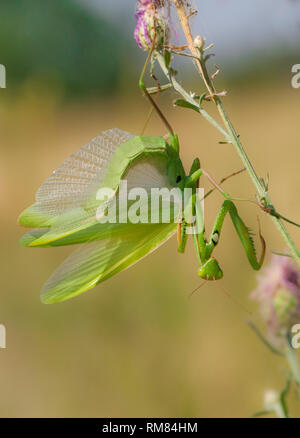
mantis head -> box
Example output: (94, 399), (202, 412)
(166, 134), (187, 189)
(167, 159), (186, 190)
(166, 137), (202, 191)
(198, 258), (223, 281)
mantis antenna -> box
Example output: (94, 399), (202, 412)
(217, 283), (252, 316)
(189, 280), (252, 317)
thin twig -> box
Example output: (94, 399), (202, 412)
(248, 321), (284, 357)
(156, 53), (230, 140)
(171, 0), (300, 266)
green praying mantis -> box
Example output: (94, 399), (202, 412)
(18, 53), (266, 304)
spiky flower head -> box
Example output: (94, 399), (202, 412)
(134, 0), (168, 51)
(251, 254), (300, 342)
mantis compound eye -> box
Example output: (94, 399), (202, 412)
(176, 175), (182, 183)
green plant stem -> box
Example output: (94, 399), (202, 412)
(285, 343), (300, 397)
(248, 321), (284, 357)
(273, 401), (289, 418)
(170, 0), (300, 267)
(156, 54), (230, 140)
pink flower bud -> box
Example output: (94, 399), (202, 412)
(251, 254), (300, 342)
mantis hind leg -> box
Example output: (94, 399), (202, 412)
(139, 48), (174, 134)
(141, 68), (162, 135)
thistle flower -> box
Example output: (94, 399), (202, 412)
(251, 254), (300, 342)
(134, 0), (168, 51)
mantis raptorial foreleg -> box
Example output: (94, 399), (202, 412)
(191, 199), (266, 281)
(177, 159), (246, 254)
(206, 200), (265, 268)
(178, 164), (235, 254)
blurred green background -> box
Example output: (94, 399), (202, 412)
(1, 0), (300, 418)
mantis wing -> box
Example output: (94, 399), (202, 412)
(41, 222), (176, 303)
(24, 153), (178, 247)
(19, 128), (134, 228)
